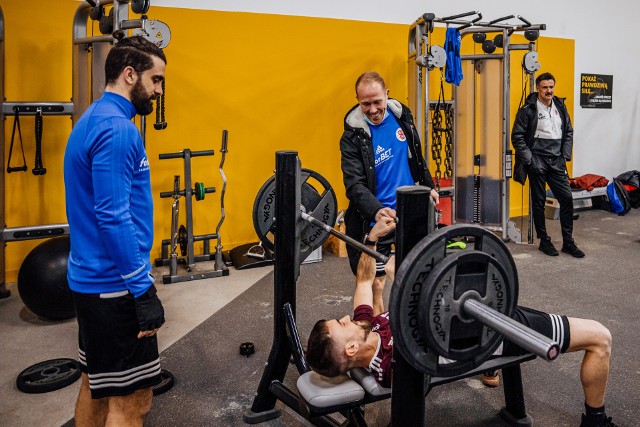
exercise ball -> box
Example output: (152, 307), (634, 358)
(17, 236), (75, 321)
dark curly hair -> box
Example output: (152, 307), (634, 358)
(105, 30), (167, 85)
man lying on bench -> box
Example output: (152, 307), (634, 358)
(306, 217), (617, 427)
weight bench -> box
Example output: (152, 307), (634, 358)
(281, 303), (536, 426)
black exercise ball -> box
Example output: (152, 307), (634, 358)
(17, 236), (75, 321)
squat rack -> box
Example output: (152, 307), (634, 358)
(409, 11), (545, 243)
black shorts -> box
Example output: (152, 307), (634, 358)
(500, 306), (571, 356)
(72, 290), (162, 399)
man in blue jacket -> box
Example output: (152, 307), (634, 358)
(512, 72), (584, 258)
(64, 31), (166, 425)
(340, 72), (439, 315)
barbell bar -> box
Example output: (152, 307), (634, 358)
(299, 211), (390, 265)
(463, 298), (559, 361)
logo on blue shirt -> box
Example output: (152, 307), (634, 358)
(138, 157), (150, 172)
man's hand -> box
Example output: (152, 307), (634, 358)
(384, 255), (396, 282)
(430, 188), (440, 205)
(374, 207), (396, 222)
(134, 285), (165, 339)
(369, 216), (396, 241)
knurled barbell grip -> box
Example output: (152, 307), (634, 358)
(300, 211), (389, 264)
(462, 298), (560, 362)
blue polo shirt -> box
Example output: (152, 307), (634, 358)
(63, 92), (154, 297)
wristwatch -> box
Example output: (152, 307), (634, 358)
(363, 234), (377, 246)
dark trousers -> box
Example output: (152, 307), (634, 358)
(528, 155), (574, 244)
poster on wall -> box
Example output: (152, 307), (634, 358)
(580, 73), (613, 109)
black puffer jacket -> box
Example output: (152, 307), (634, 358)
(339, 99), (434, 244)
(512, 92), (574, 184)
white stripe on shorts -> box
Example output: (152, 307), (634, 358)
(88, 358), (161, 390)
(549, 313), (565, 349)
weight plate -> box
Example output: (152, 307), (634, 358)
(417, 251), (516, 376)
(99, 8), (114, 35)
(16, 358), (81, 394)
(252, 169), (337, 260)
(389, 224), (518, 377)
(178, 224), (187, 256)
(152, 369), (175, 396)
(132, 20), (172, 49)
(131, 0), (148, 14)
(89, 6), (103, 21)
(194, 182), (205, 201)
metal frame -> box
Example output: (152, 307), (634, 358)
(408, 12), (544, 243)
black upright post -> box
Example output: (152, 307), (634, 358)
(392, 185), (433, 426)
(500, 365), (531, 424)
(244, 151), (301, 423)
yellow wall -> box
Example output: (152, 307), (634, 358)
(3, 3), (408, 282)
(2, 4), (575, 282)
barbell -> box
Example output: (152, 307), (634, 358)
(253, 169), (387, 264)
(253, 169), (559, 377)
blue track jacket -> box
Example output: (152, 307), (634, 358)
(64, 92), (154, 297)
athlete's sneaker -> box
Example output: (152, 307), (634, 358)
(480, 371), (500, 387)
(539, 239), (559, 256)
(579, 414), (618, 427)
(562, 241), (585, 258)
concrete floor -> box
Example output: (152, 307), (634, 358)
(1, 206), (639, 426)
(0, 261), (273, 426)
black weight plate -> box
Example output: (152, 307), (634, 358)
(389, 224), (518, 377)
(152, 369), (175, 396)
(178, 224), (187, 256)
(252, 174), (276, 250)
(99, 8), (114, 35)
(252, 169), (337, 258)
(418, 251), (516, 376)
(131, 0), (147, 14)
(16, 358), (81, 394)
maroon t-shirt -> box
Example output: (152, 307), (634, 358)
(354, 304), (393, 388)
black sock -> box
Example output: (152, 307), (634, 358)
(585, 403), (606, 420)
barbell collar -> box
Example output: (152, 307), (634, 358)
(299, 211), (389, 264)
(462, 298), (560, 361)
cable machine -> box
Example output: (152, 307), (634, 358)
(409, 11), (544, 243)
(0, 1), (171, 298)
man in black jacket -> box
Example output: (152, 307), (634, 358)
(512, 72), (584, 258)
(339, 71), (439, 314)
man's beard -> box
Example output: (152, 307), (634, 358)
(356, 320), (372, 340)
(131, 79), (155, 116)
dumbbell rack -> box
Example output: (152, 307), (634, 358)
(154, 135), (229, 283)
